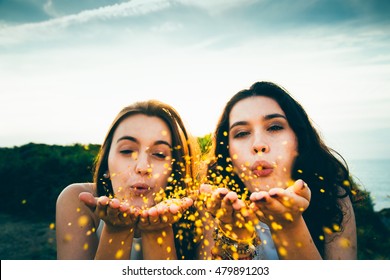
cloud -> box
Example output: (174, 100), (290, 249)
(0, 0), (173, 46)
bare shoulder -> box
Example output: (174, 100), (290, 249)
(56, 183), (97, 212)
(56, 183), (99, 228)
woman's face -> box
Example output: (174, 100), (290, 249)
(107, 114), (173, 208)
(228, 96), (298, 193)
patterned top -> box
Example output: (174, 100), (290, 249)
(253, 222), (279, 260)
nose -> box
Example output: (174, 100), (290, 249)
(134, 153), (151, 176)
(252, 134), (270, 154)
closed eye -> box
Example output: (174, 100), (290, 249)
(152, 152), (167, 159)
(233, 131), (250, 139)
(120, 149), (134, 155)
(268, 124), (284, 132)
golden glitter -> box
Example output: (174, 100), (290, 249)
(271, 222), (282, 231)
(78, 215), (89, 227)
(297, 169), (303, 173)
(343, 180), (351, 187)
(166, 246), (172, 253)
(223, 131), (228, 136)
(232, 154), (238, 160)
(161, 130), (168, 136)
(284, 212), (293, 222)
(339, 238), (351, 248)
(49, 223), (55, 230)
(21, 199), (27, 204)
(64, 234), (72, 242)
(323, 227), (333, 235)
(134, 243), (141, 251)
(115, 249), (124, 259)
(83, 243), (89, 250)
(195, 219), (202, 227)
(278, 247), (287, 257)
(320, 189), (325, 193)
(76, 207), (81, 212)
(157, 237), (163, 245)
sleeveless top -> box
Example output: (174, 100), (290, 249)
(97, 220), (278, 260)
(253, 222), (279, 260)
(96, 220), (143, 260)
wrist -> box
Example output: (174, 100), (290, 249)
(212, 225), (260, 260)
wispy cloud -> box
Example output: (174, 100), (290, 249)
(0, 0), (172, 46)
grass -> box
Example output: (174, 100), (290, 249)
(0, 214), (56, 260)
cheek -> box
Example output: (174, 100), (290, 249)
(278, 139), (298, 169)
(153, 163), (171, 187)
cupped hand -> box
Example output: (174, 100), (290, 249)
(200, 184), (258, 240)
(79, 192), (139, 231)
(249, 179), (311, 228)
(137, 197), (194, 232)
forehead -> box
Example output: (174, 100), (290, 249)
(230, 96), (284, 121)
(113, 114), (172, 143)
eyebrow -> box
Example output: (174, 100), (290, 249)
(229, 113), (287, 130)
(117, 136), (172, 148)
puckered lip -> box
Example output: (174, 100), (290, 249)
(130, 183), (151, 195)
(251, 160), (274, 177)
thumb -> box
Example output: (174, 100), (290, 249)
(79, 192), (98, 210)
(292, 179), (311, 202)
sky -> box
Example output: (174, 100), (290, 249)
(0, 0), (390, 161)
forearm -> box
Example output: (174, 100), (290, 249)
(141, 227), (177, 260)
(271, 216), (322, 260)
(95, 224), (134, 260)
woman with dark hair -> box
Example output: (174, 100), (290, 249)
(56, 100), (201, 260)
(201, 81), (358, 260)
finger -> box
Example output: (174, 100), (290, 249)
(219, 191), (237, 219)
(79, 192), (97, 210)
(199, 183), (213, 194)
(267, 188), (293, 207)
(169, 203), (180, 214)
(232, 197), (246, 211)
(206, 188), (228, 212)
(155, 203), (168, 215)
(119, 203), (129, 212)
(109, 198), (121, 209)
(148, 207), (159, 217)
(181, 197), (193, 208)
(97, 196), (110, 206)
(249, 191), (267, 202)
(292, 179), (311, 202)
(147, 208), (160, 224)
